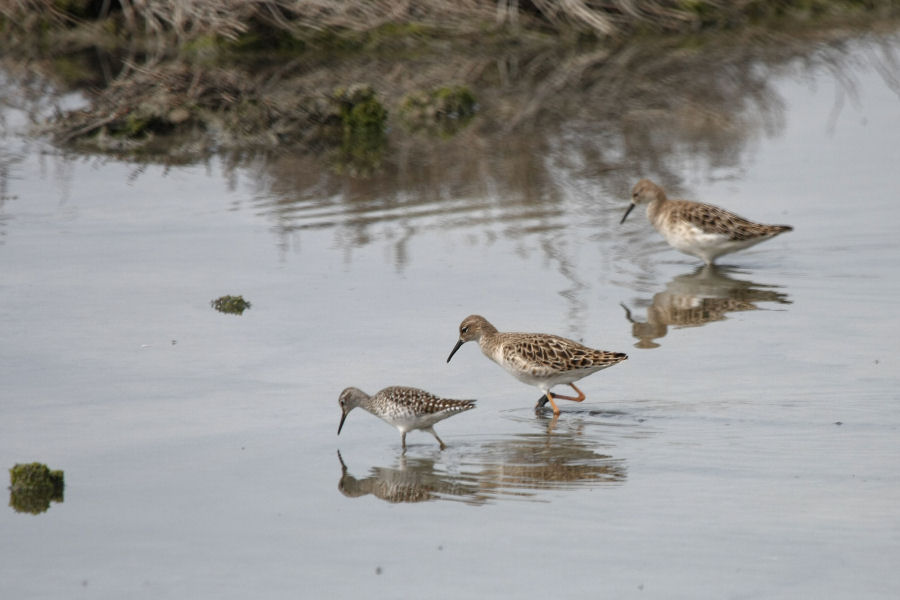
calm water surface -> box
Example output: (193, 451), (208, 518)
(2, 34), (899, 599)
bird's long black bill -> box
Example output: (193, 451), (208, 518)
(447, 339), (465, 363)
(620, 203), (636, 225)
(337, 412), (348, 435)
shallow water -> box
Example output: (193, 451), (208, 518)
(2, 33), (900, 599)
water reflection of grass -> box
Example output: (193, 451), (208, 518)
(237, 25), (893, 267)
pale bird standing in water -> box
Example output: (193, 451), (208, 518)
(620, 179), (793, 265)
(337, 386), (475, 452)
(446, 315), (627, 415)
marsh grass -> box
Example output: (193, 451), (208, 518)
(3, 0), (897, 45)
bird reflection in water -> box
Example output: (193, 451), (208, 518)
(337, 450), (485, 505)
(621, 264), (791, 349)
(473, 432), (626, 497)
(336, 423), (627, 505)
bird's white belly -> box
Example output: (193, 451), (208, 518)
(661, 222), (757, 262)
(384, 412), (439, 433)
(663, 223), (718, 252)
(489, 344), (595, 390)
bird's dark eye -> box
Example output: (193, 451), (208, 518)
(461, 326), (468, 334)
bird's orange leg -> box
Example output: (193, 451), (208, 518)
(549, 384), (586, 403)
(545, 392), (561, 415)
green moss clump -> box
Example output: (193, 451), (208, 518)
(333, 84), (388, 141)
(399, 85), (477, 137)
(10, 463), (54, 492)
(9, 463), (65, 514)
(211, 295), (252, 315)
(432, 85), (477, 119)
(328, 84), (388, 176)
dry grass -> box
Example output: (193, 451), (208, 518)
(3, 0), (896, 44)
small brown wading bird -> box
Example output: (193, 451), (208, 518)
(620, 179), (793, 265)
(337, 386), (475, 452)
(446, 315), (627, 415)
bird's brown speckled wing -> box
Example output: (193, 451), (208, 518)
(668, 200), (792, 241)
(381, 386), (476, 414)
(500, 335), (627, 376)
